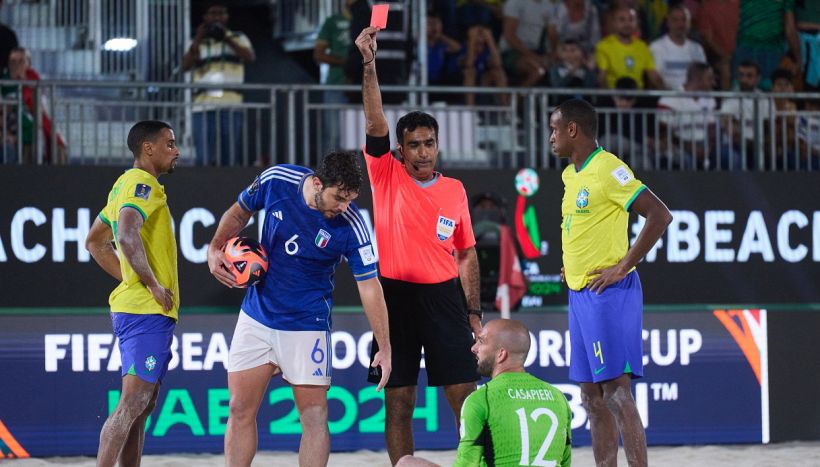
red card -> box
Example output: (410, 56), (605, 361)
(370, 4), (389, 29)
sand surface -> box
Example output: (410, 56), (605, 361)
(6, 442), (820, 466)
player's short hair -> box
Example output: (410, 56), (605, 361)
(396, 111), (439, 145)
(315, 151), (362, 194)
(127, 120), (173, 158)
(556, 98), (598, 138)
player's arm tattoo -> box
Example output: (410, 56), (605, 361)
(117, 207), (161, 288)
(456, 246), (481, 311)
(210, 202), (253, 251)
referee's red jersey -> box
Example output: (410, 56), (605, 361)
(365, 148), (476, 284)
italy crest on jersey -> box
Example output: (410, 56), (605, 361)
(576, 187), (589, 208)
(437, 215), (455, 241)
(315, 229), (331, 248)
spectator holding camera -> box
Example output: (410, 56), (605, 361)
(182, 2), (255, 166)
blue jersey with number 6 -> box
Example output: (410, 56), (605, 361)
(236, 164), (378, 331)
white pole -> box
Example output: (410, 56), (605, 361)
(498, 284), (510, 319)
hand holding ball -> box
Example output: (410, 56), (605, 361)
(221, 237), (269, 288)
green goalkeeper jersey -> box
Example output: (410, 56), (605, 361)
(454, 372), (572, 467)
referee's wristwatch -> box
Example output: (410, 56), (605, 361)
(468, 309), (483, 320)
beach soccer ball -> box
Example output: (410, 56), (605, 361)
(515, 168), (540, 197)
(222, 237), (269, 288)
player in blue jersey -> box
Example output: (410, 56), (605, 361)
(207, 151), (391, 467)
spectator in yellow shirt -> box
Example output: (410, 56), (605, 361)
(594, 7), (665, 89)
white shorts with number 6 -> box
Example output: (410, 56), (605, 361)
(227, 310), (332, 386)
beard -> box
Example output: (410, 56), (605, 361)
(476, 355), (495, 377)
(315, 191), (336, 218)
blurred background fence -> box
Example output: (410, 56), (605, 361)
(1, 80), (819, 171)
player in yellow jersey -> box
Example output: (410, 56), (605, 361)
(85, 120), (180, 467)
(550, 99), (672, 467)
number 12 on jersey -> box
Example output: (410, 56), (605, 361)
(515, 407), (559, 467)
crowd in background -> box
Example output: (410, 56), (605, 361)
(0, 3), (67, 165)
(311, 0), (819, 169)
(313, 0), (819, 95)
(2, 0), (819, 168)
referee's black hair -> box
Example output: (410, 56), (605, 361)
(396, 111), (439, 145)
(127, 120), (173, 158)
(556, 98), (598, 139)
(314, 151), (363, 194)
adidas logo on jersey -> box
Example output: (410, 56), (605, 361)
(272, 210), (283, 220)
(312, 368), (323, 377)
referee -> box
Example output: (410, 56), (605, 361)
(356, 27), (482, 466)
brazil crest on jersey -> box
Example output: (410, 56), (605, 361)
(236, 164), (378, 331)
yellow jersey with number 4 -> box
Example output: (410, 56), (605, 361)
(99, 168), (179, 320)
(561, 148), (646, 291)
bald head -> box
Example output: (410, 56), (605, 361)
(486, 319), (531, 363)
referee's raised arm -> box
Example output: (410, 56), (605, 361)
(356, 27), (389, 138)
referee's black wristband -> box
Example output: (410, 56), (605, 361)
(366, 133), (391, 158)
(468, 309), (483, 320)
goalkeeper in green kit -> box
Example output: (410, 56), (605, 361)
(398, 319), (572, 467)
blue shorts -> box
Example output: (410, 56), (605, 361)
(111, 312), (175, 384)
(568, 270), (643, 383)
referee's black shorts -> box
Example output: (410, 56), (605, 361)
(368, 277), (479, 387)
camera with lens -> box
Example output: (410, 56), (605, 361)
(204, 22), (226, 41)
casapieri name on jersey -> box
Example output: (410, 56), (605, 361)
(44, 328), (702, 373)
(507, 387), (556, 401)
(632, 209), (820, 263)
(0, 206), (376, 264)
